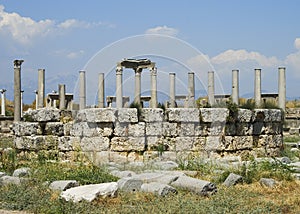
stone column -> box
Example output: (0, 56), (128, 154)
(59, 84), (66, 110)
(79, 70), (86, 110)
(34, 90), (38, 109)
(254, 68), (261, 107)
(20, 90), (24, 118)
(169, 73), (176, 108)
(37, 69), (45, 108)
(278, 67), (286, 111)
(0, 89), (6, 116)
(116, 66), (123, 108)
(52, 90), (57, 108)
(134, 68), (142, 104)
(188, 72), (195, 108)
(232, 69), (239, 105)
(208, 71), (215, 106)
(98, 73), (105, 108)
(13, 59), (24, 122)
(150, 67), (157, 108)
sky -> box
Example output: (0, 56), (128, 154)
(0, 0), (300, 105)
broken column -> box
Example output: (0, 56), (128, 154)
(150, 67), (157, 108)
(98, 73), (105, 108)
(0, 89), (6, 116)
(188, 72), (195, 108)
(134, 68), (142, 104)
(34, 90), (38, 109)
(116, 65), (123, 108)
(232, 69), (239, 105)
(169, 73), (176, 108)
(254, 68), (261, 107)
(13, 59), (24, 122)
(79, 70), (86, 110)
(208, 71), (215, 106)
(278, 67), (286, 111)
(59, 84), (66, 110)
(37, 69), (45, 108)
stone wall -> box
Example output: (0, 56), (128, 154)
(284, 108), (300, 135)
(13, 107), (283, 164)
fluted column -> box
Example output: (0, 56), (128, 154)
(37, 69), (45, 108)
(169, 73), (176, 108)
(150, 67), (157, 108)
(254, 69), (261, 107)
(79, 70), (86, 110)
(278, 67), (286, 111)
(208, 71), (215, 106)
(232, 69), (239, 105)
(13, 59), (24, 121)
(98, 73), (105, 108)
(116, 66), (123, 108)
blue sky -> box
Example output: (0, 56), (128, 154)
(0, 0), (300, 104)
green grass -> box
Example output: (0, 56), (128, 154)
(284, 135), (300, 143)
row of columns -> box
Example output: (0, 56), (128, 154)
(208, 67), (286, 110)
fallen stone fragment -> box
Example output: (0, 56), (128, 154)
(0, 176), (21, 186)
(153, 161), (179, 170)
(110, 170), (136, 178)
(259, 178), (276, 188)
(170, 175), (217, 196)
(132, 172), (180, 185)
(60, 182), (118, 203)
(141, 182), (177, 196)
(12, 167), (31, 177)
(223, 173), (243, 187)
(117, 177), (143, 192)
(49, 180), (79, 191)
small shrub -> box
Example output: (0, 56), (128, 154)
(226, 100), (239, 123)
(239, 99), (256, 110)
(261, 100), (280, 109)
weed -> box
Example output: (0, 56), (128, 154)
(239, 99), (256, 110)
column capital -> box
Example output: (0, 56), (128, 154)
(150, 67), (157, 76)
(116, 66), (123, 75)
(0, 89), (6, 93)
(14, 60), (24, 68)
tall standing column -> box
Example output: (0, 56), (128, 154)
(169, 73), (176, 108)
(13, 59), (24, 122)
(134, 68), (142, 104)
(208, 71), (215, 106)
(37, 69), (45, 108)
(98, 73), (105, 108)
(0, 89), (6, 116)
(59, 84), (66, 110)
(254, 68), (261, 107)
(232, 69), (239, 105)
(188, 72), (195, 108)
(116, 66), (123, 108)
(150, 67), (157, 108)
(79, 70), (86, 110)
(278, 67), (286, 111)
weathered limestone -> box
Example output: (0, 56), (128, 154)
(223, 173), (243, 187)
(259, 178), (276, 188)
(141, 182), (177, 196)
(232, 69), (239, 105)
(20, 90), (24, 118)
(117, 177), (143, 192)
(49, 180), (79, 191)
(208, 71), (215, 106)
(13, 167), (31, 177)
(34, 90), (38, 109)
(278, 67), (286, 111)
(59, 84), (66, 110)
(169, 73), (176, 108)
(98, 73), (105, 108)
(134, 68), (142, 104)
(13, 59), (24, 122)
(0, 89), (6, 116)
(150, 67), (157, 108)
(188, 72), (195, 108)
(37, 69), (45, 109)
(79, 70), (86, 110)
(116, 66), (123, 108)
(254, 68), (261, 107)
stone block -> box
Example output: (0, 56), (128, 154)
(167, 108), (200, 122)
(78, 108), (117, 123)
(23, 107), (61, 122)
(58, 136), (80, 151)
(117, 108), (138, 123)
(236, 123), (253, 136)
(195, 124), (209, 136)
(208, 122), (225, 136)
(237, 109), (253, 122)
(253, 109), (282, 122)
(175, 137), (194, 151)
(234, 136), (253, 150)
(178, 123), (195, 136)
(84, 151), (110, 165)
(63, 122), (73, 136)
(162, 122), (177, 136)
(225, 123), (236, 136)
(80, 137), (110, 152)
(146, 122), (164, 136)
(256, 135), (283, 148)
(127, 152), (144, 162)
(289, 128), (300, 135)
(192, 137), (206, 151)
(146, 136), (176, 152)
(109, 151), (128, 163)
(111, 137), (145, 151)
(264, 123), (282, 135)
(140, 108), (164, 122)
(15, 136), (58, 150)
(45, 122), (64, 136)
(223, 173), (243, 187)
(13, 167), (31, 177)
(13, 122), (42, 136)
(114, 122), (145, 137)
(200, 108), (229, 123)
(49, 180), (79, 191)
(205, 136), (221, 152)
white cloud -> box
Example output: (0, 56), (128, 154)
(294, 38), (300, 50)
(52, 49), (85, 59)
(58, 19), (104, 29)
(145, 25), (178, 36)
(211, 49), (281, 67)
(67, 50), (85, 59)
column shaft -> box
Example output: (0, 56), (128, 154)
(188, 72), (195, 108)
(208, 71), (215, 106)
(98, 73), (105, 108)
(13, 60), (23, 122)
(134, 69), (142, 104)
(150, 67), (157, 108)
(169, 73), (176, 108)
(1, 90), (6, 116)
(59, 84), (66, 110)
(254, 69), (261, 107)
(37, 69), (45, 108)
(232, 69), (239, 105)
(79, 70), (86, 110)
(116, 67), (123, 108)
(278, 67), (286, 111)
